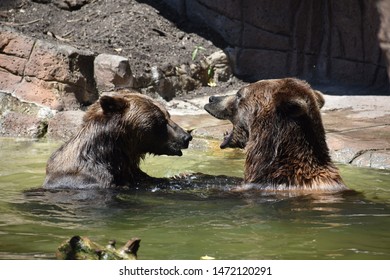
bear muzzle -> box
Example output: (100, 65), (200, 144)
(164, 127), (192, 156)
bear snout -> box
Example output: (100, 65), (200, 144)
(182, 133), (193, 146)
(204, 95), (233, 121)
(167, 124), (193, 152)
(208, 95), (227, 104)
(208, 95), (217, 103)
(177, 130), (192, 149)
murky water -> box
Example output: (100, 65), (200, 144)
(0, 137), (389, 260)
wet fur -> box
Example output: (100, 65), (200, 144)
(44, 91), (192, 189)
(204, 78), (348, 193)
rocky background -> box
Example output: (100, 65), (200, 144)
(0, 0), (390, 168)
(161, 0), (390, 90)
(0, 0), (240, 138)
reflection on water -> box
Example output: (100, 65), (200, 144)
(0, 137), (389, 260)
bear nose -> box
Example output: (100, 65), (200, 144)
(183, 133), (192, 143)
(209, 96), (217, 103)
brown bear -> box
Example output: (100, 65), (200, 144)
(43, 90), (192, 189)
(204, 78), (348, 193)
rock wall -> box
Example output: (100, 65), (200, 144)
(0, 27), (97, 138)
(0, 27), (231, 139)
(0, 27), (97, 111)
(378, 0), (390, 83)
(161, 0), (390, 90)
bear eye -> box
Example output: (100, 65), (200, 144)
(236, 92), (242, 99)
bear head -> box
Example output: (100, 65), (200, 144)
(85, 92), (193, 157)
(204, 78), (325, 150)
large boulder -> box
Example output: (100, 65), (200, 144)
(0, 27), (98, 111)
(0, 27), (98, 138)
(0, 92), (52, 138)
(94, 53), (134, 92)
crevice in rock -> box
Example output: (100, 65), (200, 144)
(22, 37), (37, 79)
(348, 148), (382, 164)
(327, 123), (390, 134)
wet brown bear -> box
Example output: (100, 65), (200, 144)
(43, 91), (192, 189)
(204, 78), (348, 193)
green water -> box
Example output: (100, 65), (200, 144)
(0, 137), (389, 260)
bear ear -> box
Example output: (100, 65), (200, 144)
(275, 78), (310, 118)
(313, 90), (325, 109)
(100, 95), (127, 114)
